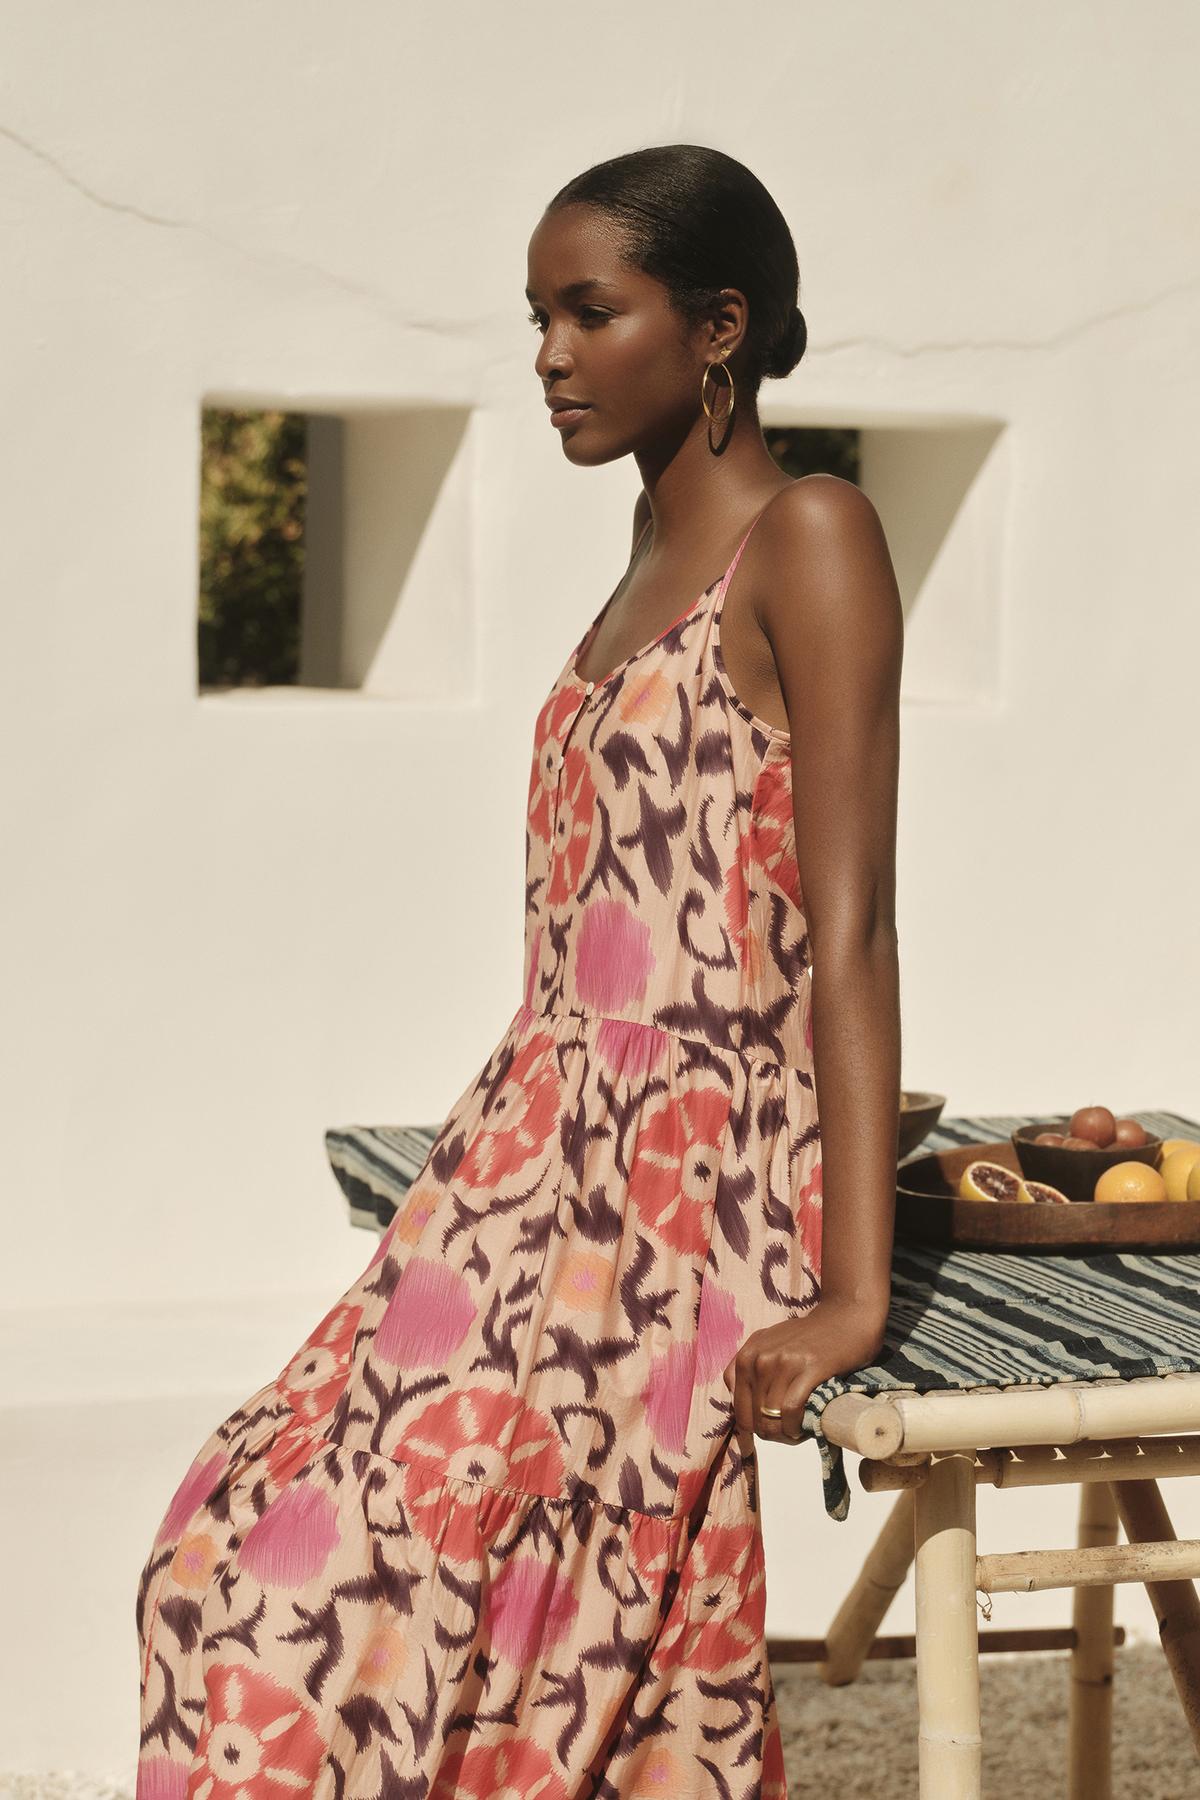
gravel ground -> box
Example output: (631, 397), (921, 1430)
(773, 1643), (1198, 1797)
(2, 1645), (1195, 1798)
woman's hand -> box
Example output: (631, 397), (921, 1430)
(722, 1295), (888, 1457)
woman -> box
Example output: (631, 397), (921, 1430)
(136, 143), (902, 1797)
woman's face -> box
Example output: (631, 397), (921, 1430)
(525, 204), (705, 466)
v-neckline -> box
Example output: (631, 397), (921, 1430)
(570, 581), (720, 690)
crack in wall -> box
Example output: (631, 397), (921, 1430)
(5, 120), (1198, 358)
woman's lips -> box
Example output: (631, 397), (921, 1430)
(550, 406), (590, 429)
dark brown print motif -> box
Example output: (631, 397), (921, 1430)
(136, 503), (821, 1799)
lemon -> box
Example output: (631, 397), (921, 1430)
(1162, 1144), (1200, 1202)
(1159, 1137), (1200, 1165)
(1188, 1158), (1200, 1202)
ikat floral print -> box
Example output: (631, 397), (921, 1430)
(136, 500), (822, 1796)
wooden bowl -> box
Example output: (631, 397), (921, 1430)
(895, 1139), (1200, 1252)
(1011, 1119), (1163, 1203)
(898, 1090), (945, 1162)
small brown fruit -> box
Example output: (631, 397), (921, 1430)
(1069, 1106), (1117, 1147)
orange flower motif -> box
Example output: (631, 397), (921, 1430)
(618, 668), (674, 728)
(629, 1085), (731, 1256)
(389, 1178), (438, 1245)
(547, 745), (597, 907)
(169, 1532), (218, 1590)
(355, 1622), (408, 1686)
(550, 1247), (615, 1312)
(456, 1035), (561, 1189)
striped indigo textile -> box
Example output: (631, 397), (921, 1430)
(325, 1109), (1200, 1521)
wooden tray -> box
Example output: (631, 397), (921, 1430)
(896, 1140), (1200, 1253)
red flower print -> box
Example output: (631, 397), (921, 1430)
(430, 1733), (570, 1800)
(277, 1300), (363, 1423)
(628, 1085), (730, 1256)
(189, 1663), (325, 1798)
(394, 1387), (566, 1558)
(486, 1553), (580, 1665)
(455, 1033), (561, 1189)
(574, 898), (654, 1013)
(797, 1155), (823, 1280)
(527, 687), (581, 850)
(750, 756), (802, 908)
(546, 745), (597, 906)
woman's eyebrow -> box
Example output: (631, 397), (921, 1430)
(524, 278), (617, 302)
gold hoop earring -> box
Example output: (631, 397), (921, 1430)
(700, 349), (735, 427)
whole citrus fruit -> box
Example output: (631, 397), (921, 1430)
(1093, 1162), (1168, 1205)
(1187, 1159), (1200, 1202)
(1160, 1137), (1200, 1165)
(1161, 1145), (1200, 1202)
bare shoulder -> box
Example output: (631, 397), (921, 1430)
(753, 474), (901, 651)
(631, 488), (652, 552)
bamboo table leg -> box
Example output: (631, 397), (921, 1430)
(914, 1450), (982, 1797)
(1067, 1480), (1118, 1800)
(1111, 1477), (1200, 1754)
(821, 1489), (916, 1685)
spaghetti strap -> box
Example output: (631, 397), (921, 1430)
(718, 496), (776, 600)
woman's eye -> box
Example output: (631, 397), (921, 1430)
(526, 308), (608, 332)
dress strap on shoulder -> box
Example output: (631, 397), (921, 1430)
(717, 496), (777, 599)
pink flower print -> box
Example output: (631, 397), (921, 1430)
(154, 1449), (227, 1546)
(486, 1554), (580, 1667)
(374, 1256), (476, 1368)
(546, 746), (598, 907)
(695, 1281), (745, 1385)
(135, 1757), (188, 1800)
(575, 898), (654, 1013)
(723, 849), (749, 958)
(190, 1663), (325, 1797)
(595, 1015), (670, 1082)
(641, 1339), (697, 1454)
(238, 1479), (341, 1587)
(629, 1085), (730, 1256)
(797, 1156), (823, 1281)
(456, 1034), (561, 1189)
(277, 1299), (362, 1422)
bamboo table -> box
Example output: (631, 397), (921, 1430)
(790, 1108), (1200, 1798)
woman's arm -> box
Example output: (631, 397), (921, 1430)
(724, 475), (904, 1450)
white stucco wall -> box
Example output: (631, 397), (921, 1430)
(2, 0), (1198, 1775)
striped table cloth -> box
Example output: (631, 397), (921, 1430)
(325, 1109), (1200, 1521)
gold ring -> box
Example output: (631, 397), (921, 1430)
(759, 1406), (784, 1418)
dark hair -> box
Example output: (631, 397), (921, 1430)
(545, 144), (807, 392)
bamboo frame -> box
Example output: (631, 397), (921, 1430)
(1067, 1482), (1118, 1800)
(1111, 1478), (1200, 1754)
(822, 1371), (1200, 1459)
(859, 1434), (1200, 1493)
(913, 1449), (982, 1796)
(819, 1490), (915, 1685)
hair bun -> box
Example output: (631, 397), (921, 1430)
(768, 303), (807, 379)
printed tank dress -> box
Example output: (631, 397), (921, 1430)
(136, 499), (822, 1800)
